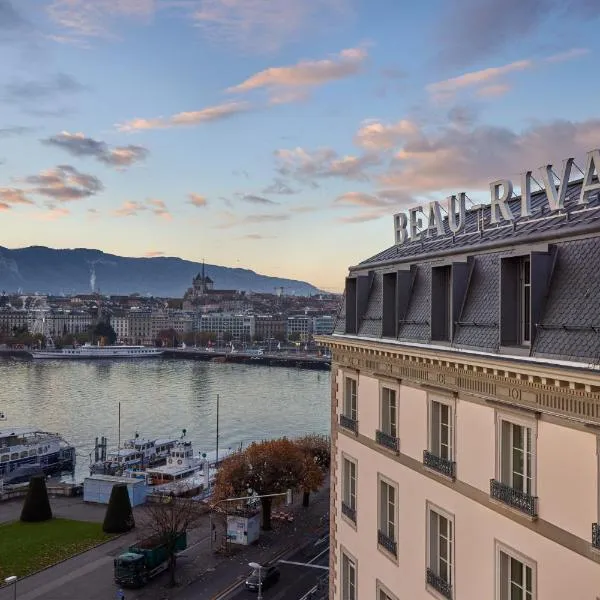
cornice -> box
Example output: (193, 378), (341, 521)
(317, 335), (600, 426)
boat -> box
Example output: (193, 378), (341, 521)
(0, 427), (76, 482)
(90, 434), (179, 475)
(31, 343), (163, 359)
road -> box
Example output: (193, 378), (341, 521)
(216, 535), (329, 600)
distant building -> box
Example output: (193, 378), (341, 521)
(312, 315), (335, 336)
(287, 315), (312, 342)
(196, 313), (255, 342)
(254, 314), (286, 341)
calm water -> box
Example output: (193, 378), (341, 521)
(0, 358), (331, 481)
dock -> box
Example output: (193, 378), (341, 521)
(162, 348), (331, 370)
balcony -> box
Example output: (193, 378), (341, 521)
(592, 523), (600, 549)
(377, 529), (397, 557)
(339, 414), (358, 434)
(423, 450), (456, 479)
(490, 479), (538, 517)
(341, 501), (356, 523)
(426, 568), (452, 600)
(376, 429), (399, 452)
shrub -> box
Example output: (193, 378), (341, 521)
(102, 484), (135, 534)
(20, 476), (53, 522)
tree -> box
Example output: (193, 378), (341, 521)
(212, 439), (304, 531)
(140, 493), (205, 586)
(103, 484), (135, 534)
(288, 332), (301, 342)
(92, 322), (117, 345)
(295, 435), (331, 507)
(156, 328), (179, 348)
(21, 476), (52, 522)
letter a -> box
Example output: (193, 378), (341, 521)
(579, 149), (600, 205)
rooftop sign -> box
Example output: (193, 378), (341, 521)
(393, 148), (600, 245)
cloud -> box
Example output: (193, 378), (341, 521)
(0, 0), (28, 37)
(144, 250), (165, 257)
(245, 213), (290, 223)
(188, 193), (208, 207)
(227, 46), (367, 103)
(262, 178), (296, 195)
(146, 198), (172, 219)
(117, 101), (249, 131)
(2, 73), (86, 104)
(427, 60), (532, 99)
(193, 0), (353, 53)
(268, 89), (311, 106)
(338, 210), (390, 224)
(334, 192), (394, 208)
(476, 83), (511, 98)
(381, 117), (600, 193)
(42, 131), (148, 168)
(237, 233), (276, 240)
(216, 210), (291, 228)
(32, 205), (71, 221)
(46, 0), (158, 43)
(545, 47), (590, 63)
(23, 165), (103, 202)
(354, 119), (420, 151)
(242, 194), (278, 205)
(113, 198), (172, 218)
(290, 205), (317, 213)
(0, 188), (34, 206)
(0, 126), (33, 138)
(275, 147), (380, 182)
(435, 0), (598, 67)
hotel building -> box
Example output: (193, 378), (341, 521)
(319, 172), (600, 599)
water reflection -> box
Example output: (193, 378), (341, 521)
(0, 358), (330, 481)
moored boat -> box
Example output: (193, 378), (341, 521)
(31, 343), (163, 359)
(0, 427), (75, 482)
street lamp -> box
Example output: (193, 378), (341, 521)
(249, 562), (263, 600)
(4, 575), (16, 600)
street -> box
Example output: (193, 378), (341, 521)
(216, 535), (329, 600)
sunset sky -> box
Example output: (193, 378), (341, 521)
(1, 0), (599, 292)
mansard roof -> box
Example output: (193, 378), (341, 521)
(335, 179), (600, 365)
(355, 179), (600, 269)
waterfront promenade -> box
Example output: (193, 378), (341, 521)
(0, 485), (329, 600)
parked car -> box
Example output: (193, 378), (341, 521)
(244, 565), (280, 592)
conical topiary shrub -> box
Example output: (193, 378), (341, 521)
(103, 484), (135, 534)
(20, 475), (53, 522)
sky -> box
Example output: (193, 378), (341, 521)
(0, 0), (600, 292)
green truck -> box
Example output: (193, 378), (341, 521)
(113, 532), (187, 588)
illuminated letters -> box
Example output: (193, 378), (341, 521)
(539, 158), (574, 211)
(394, 212), (408, 245)
(489, 179), (514, 224)
(425, 201), (445, 237)
(447, 193), (466, 234)
(409, 207), (423, 241)
(579, 149), (600, 205)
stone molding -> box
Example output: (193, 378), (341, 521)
(319, 336), (600, 426)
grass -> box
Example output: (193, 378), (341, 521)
(0, 518), (114, 579)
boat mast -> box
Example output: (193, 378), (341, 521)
(216, 394), (219, 467)
(118, 402), (121, 453)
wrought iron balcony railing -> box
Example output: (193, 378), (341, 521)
(490, 479), (538, 517)
(423, 450), (456, 479)
(339, 414), (358, 434)
(341, 501), (356, 523)
(377, 529), (397, 557)
(376, 429), (399, 452)
(592, 523), (600, 549)
(426, 568), (453, 599)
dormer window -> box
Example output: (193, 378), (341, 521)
(520, 257), (531, 345)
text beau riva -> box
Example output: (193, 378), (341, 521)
(393, 147), (600, 246)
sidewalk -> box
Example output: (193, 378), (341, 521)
(132, 483), (330, 600)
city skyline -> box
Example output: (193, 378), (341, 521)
(0, 1), (599, 292)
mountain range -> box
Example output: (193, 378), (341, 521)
(0, 246), (321, 297)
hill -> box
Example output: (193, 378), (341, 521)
(0, 246), (320, 297)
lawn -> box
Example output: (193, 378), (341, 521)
(0, 518), (113, 579)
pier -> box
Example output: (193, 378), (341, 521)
(163, 347), (331, 370)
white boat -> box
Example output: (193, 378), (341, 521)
(31, 343), (163, 359)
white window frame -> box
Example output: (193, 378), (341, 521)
(428, 395), (456, 462)
(495, 541), (536, 600)
(343, 374), (358, 421)
(378, 474), (398, 550)
(379, 380), (399, 438)
(340, 547), (357, 600)
(426, 502), (455, 599)
(376, 580), (399, 600)
(341, 454), (357, 519)
(518, 256), (531, 346)
(495, 411), (537, 496)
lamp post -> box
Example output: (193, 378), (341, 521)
(249, 562), (263, 600)
(4, 575), (16, 600)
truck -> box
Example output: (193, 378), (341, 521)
(113, 531), (187, 588)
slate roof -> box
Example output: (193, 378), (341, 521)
(335, 179), (600, 364)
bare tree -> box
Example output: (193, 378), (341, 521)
(139, 493), (207, 586)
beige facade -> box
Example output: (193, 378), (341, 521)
(321, 338), (600, 600)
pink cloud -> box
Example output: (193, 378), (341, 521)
(188, 193), (208, 207)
